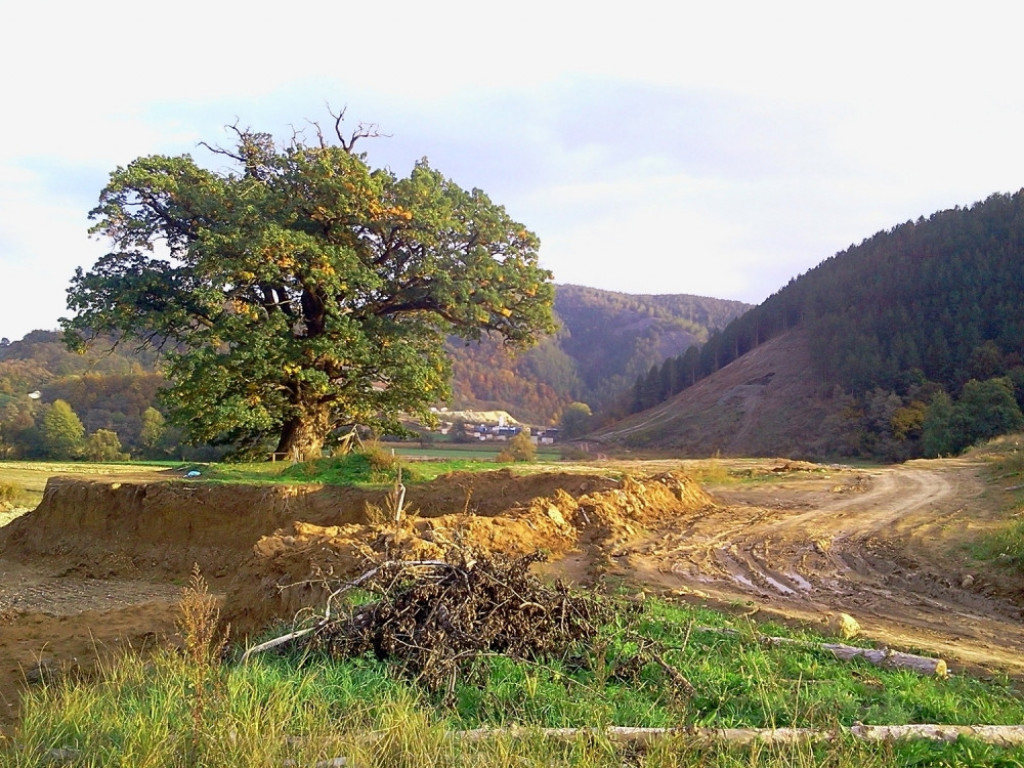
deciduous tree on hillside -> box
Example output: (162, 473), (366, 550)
(559, 401), (593, 439)
(83, 428), (129, 461)
(63, 112), (555, 460)
(41, 399), (85, 459)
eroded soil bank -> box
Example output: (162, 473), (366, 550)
(0, 468), (711, 726)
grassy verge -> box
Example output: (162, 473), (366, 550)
(970, 436), (1024, 570)
(7, 594), (1024, 767)
(197, 444), (573, 487)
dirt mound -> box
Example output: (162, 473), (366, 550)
(0, 469), (713, 639)
(0, 470), (621, 583)
(227, 471), (713, 635)
(0, 467), (712, 727)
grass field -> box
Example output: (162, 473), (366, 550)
(7, 589), (1024, 767)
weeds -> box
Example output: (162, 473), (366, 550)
(973, 438), (1024, 571)
(177, 564), (230, 764)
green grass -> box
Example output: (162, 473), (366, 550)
(974, 515), (1024, 569)
(7, 597), (1024, 766)
(195, 446), (573, 488)
(198, 454), (502, 487)
(970, 436), (1024, 569)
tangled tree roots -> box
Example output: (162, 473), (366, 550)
(297, 550), (619, 693)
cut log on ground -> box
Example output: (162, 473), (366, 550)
(449, 723), (1024, 747)
(697, 626), (948, 676)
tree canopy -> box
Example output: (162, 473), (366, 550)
(41, 399), (85, 459)
(63, 114), (555, 460)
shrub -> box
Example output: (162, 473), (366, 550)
(0, 481), (25, 503)
(497, 432), (536, 462)
(83, 429), (130, 462)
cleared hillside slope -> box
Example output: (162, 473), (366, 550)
(593, 327), (835, 457)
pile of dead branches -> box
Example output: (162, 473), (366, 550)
(296, 550), (617, 693)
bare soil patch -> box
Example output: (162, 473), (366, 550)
(621, 459), (1024, 675)
(1, 457), (1022, 730)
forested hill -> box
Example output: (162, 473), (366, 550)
(447, 285), (751, 423)
(619, 190), (1024, 460)
(0, 330), (170, 459)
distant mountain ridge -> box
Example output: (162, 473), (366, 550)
(603, 190), (1024, 459)
(447, 284), (752, 424)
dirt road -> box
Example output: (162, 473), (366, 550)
(622, 459), (1024, 674)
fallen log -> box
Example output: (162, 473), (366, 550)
(818, 642), (947, 677)
(31, 723), (1024, 765)
(696, 626), (948, 676)
(449, 723), (1024, 747)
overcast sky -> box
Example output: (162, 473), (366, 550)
(2, 0), (1022, 342)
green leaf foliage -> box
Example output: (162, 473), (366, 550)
(41, 399), (85, 459)
(496, 430), (536, 462)
(558, 401), (593, 440)
(63, 116), (556, 461)
(83, 428), (129, 461)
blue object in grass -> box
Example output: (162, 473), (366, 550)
(185, 470), (201, 478)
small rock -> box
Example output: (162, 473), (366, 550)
(825, 612), (861, 639)
(44, 748), (81, 763)
(960, 573), (975, 589)
(546, 505), (567, 527)
(26, 658), (61, 685)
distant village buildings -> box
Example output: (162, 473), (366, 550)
(429, 407), (561, 444)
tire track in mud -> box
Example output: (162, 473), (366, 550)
(625, 461), (1024, 675)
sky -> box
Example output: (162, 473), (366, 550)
(2, 0), (1023, 342)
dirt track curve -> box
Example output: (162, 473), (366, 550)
(623, 459), (1024, 674)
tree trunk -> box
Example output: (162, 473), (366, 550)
(275, 401), (333, 462)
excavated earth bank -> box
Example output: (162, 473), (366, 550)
(0, 469), (713, 726)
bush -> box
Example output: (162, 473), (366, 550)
(360, 441), (400, 477)
(83, 429), (130, 462)
(0, 481), (25, 504)
(496, 432), (536, 463)
(281, 448), (418, 485)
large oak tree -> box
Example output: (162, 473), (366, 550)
(64, 115), (555, 460)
